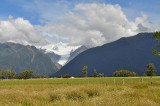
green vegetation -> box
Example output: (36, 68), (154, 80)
(82, 66), (88, 77)
(16, 70), (35, 79)
(146, 63), (156, 76)
(0, 69), (49, 79)
(0, 77), (160, 105)
(112, 70), (137, 77)
(152, 31), (160, 57)
(93, 69), (105, 77)
(146, 63), (157, 84)
(22, 70), (31, 79)
(0, 69), (16, 79)
(97, 73), (104, 77)
(63, 74), (71, 78)
(93, 69), (97, 77)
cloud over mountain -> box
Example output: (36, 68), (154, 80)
(38, 3), (154, 47)
(0, 17), (48, 46)
(0, 3), (154, 48)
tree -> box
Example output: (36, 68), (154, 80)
(146, 63), (156, 84)
(2, 70), (7, 79)
(98, 73), (102, 77)
(93, 69), (97, 77)
(29, 70), (34, 78)
(82, 66), (88, 77)
(22, 70), (30, 79)
(146, 63), (156, 76)
(6, 69), (11, 79)
(112, 70), (137, 77)
(16, 75), (23, 79)
(97, 73), (104, 77)
(152, 31), (160, 57)
(0, 69), (16, 79)
(35, 74), (40, 78)
(10, 70), (16, 79)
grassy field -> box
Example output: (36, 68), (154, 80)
(0, 77), (160, 106)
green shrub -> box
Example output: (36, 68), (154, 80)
(63, 74), (71, 78)
(112, 70), (137, 77)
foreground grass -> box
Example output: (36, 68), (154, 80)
(0, 77), (160, 105)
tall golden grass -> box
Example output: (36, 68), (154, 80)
(0, 77), (160, 105)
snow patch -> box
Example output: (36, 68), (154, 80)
(37, 42), (81, 65)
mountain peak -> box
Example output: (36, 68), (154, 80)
(55, 33), (160, 76)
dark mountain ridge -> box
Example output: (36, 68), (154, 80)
(55, 33), (160, 76)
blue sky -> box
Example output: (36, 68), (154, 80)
(0, 0), (160, 26)
(0, 0), (160, 47)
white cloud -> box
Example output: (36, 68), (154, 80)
(0, 17), (48, 46)
(9, 15), (13, 19)
(135, 14), (154, 32)
(38, 3), (154, 47)
(0, 3), (154, 48)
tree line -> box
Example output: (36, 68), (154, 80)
(80, 63), (157, 78)
(0, 69), (16, 79)
(16, 70), (49, 79)
(81, 66), (138, 77)
(0, 69), (49, 79)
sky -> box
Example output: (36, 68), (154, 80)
(0, 0), (160, 47)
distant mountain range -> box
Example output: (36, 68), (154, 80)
(0, 42), (59, 76)
(0, 42), (88, 76)
(55, 33), (160, 76)
(40, 43), (87, 66)
(1, 33), (159, 76)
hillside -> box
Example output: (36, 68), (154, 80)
(55, 33), (160, 76)
(0, 42), (59, 76)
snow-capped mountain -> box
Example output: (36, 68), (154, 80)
(39, 42), (83, 66)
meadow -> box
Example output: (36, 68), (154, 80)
(0, 77), (160, 106)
